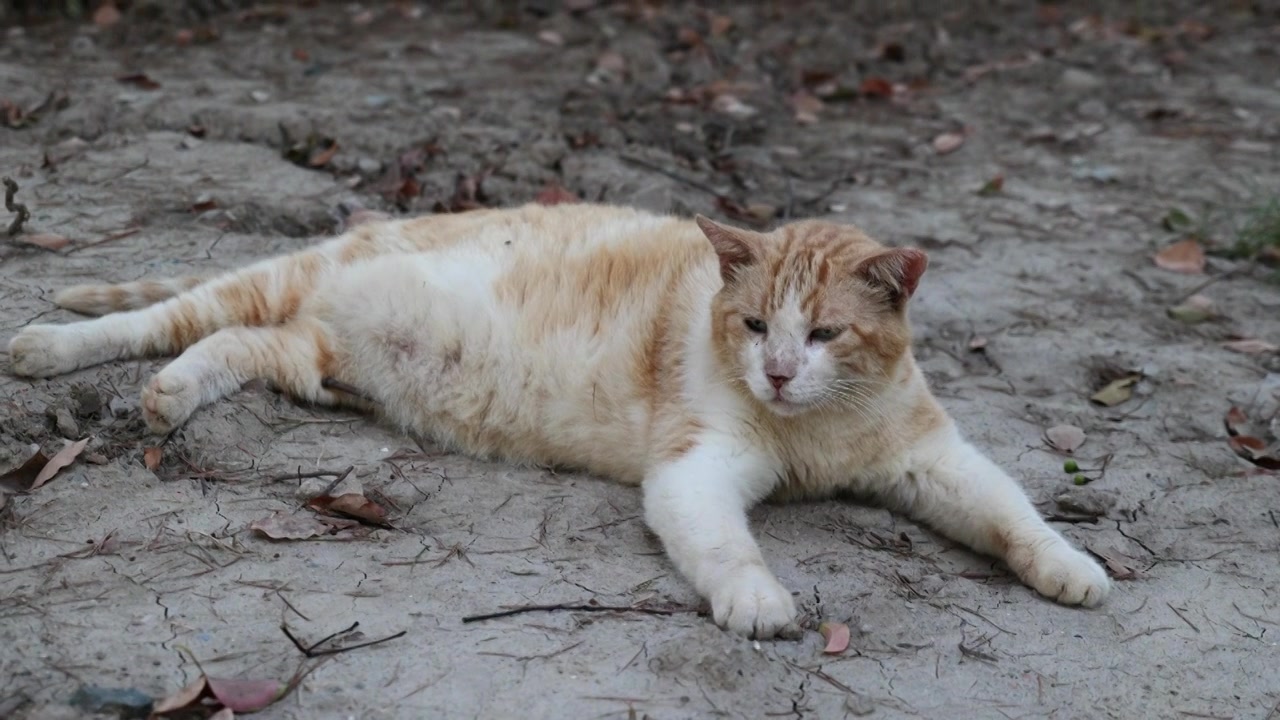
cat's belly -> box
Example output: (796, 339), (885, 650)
(317, 252), (666, 483)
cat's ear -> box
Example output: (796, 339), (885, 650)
(855, 248), (928, 308)
(696, 215), (755, 283)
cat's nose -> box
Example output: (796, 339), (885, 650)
(768, 373), (792, 390)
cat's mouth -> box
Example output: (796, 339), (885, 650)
(764, 395), (808, 417)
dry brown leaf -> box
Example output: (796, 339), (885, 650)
(859, 76), (894, 99)
(1086, 545), (1142, 580)
(1045, 424), (1086, 453)
(152, 676), (208, 714)
(968, 336), (988, 351)
(1222, 339), (1278, 355)
(1224, 406), (1247, 435)
(1090, 376), (1139, 407)
(207, 677), (285, 712)
(0, 445), (49, 493)
(116, 73), (161, 91)
(1153, 239), (1205, 274)
(93, 1), (122, 28)
(534, 182), (580, 206)
(250, 512), (332, 540)
(143, 447), (163, 471)
(316, 493), (389, 525)
(308, 140), (340, 168)
(31, 438), (89, 490)
(21, 233), (71, 250)
(932, 132), (965, 154)
(819, 621), (851, 654)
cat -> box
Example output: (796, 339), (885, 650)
(6, 202), (1110, 638)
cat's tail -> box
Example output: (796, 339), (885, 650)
(54, 276), (210, 315)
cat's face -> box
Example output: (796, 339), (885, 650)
(702, 217), (926, 417)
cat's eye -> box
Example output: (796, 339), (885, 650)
(743, 317), (767, 334)
(809, 327), (841, 342)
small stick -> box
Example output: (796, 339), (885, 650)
(265, 466), (354, 484)
(3, 177), (30, 235)
(462, 602), (698, 624)
(281, 620), (407, 658)
(65, 226), (142, 254)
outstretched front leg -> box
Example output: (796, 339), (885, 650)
(889, 426), (1110, 606)
(643, 434), (801, 638)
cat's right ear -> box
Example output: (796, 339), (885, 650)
(696, 215), (755, 283)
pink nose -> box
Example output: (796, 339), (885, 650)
(768, 373), (792, 391)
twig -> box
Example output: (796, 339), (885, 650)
(462, 602), (698, 624)
(1166, 602), (1200, 633)
(281, 620), (406, 657)
(3, 177), (30, 235)
(266, 465), (354, 485)
(65, 226), (142, 254)
(1172, 266), (1244, 304)
(957, 640), (999, 663)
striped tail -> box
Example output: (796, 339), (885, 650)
(54, 275), (209, 316)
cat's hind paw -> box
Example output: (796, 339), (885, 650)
(8, 325), (83, 378)
(711, 566), (801, 639)
(142, 371), (203, 434)
(1023, 541), (1111, 608)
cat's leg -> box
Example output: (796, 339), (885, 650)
(889, 427), (1110, 606)
(141, 319), (362, 433)
(642, 435), (800, 638)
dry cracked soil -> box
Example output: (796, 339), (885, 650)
(2, 2), (1280, 719)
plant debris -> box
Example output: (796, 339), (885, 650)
(1221, 339), (1278, 355)
(1153, 239), (1205, 274)
(1222, 407), (1280, 471)
(143, 447), (163, 471)
(1085, 544), (1143, 580)
(819, 621), (851, 654)
(250, 511), (365, 540)
(1167, 294), (1215, 324)
(1090, 375), (1140, 407)
(3, 176), (31, 235)
(307, 493), (389, 527)
(117, 73), (162, 90)
(1044, 424), (1086, 453)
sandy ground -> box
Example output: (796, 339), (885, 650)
(2, 2), (1280, 718)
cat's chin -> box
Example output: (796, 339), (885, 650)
(761, 396), (810, 418)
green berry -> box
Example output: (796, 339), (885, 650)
(1063, 459), (1079, 473)
(1073, 474), (1088, 485)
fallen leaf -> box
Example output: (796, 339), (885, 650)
(117, 73), (161, 91)
(819, 621), (850, 654)
(250, 512), (333, 540)
(789, 90), (823, 124)
(308, 140), (339, 168)
(175, 28), (195, 45)
(1161, 208), (1193, 232)
(932, 132), (965, 155)
(191, 197), (218, 212)
(1090, 375), (1139, 407)
(537, 30), (564, 46)
(859, 76), (894, 99)
(151, 676), (207, 714)
(207, 677), (284, 712)
(1166, 294), (1215, 324)
(309, 493), (388, 526)
(31, 438), (89, 490)
(143, 447), (162, 471)
(93, 1), (121, 28)
(0, 445), (49, 492)
(968, 336), (988, 351)
(1222, 339), (1278, 355)
(1044, 424), (1086, 453)
(534, 182), (580, 206)
(20, 233), (71, 250)
(1224, 407), (1247, 436)
(976, 174), (1004, 196)
(1153, 239), (1204, 274)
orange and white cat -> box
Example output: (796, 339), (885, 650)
(6, 203), (1109, 637)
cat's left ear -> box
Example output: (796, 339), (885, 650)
(696, 215), (756, 283)
(855, 248), (928, 308)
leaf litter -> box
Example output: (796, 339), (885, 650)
(1222, 407), (1280, 471)
(1044, 425), (1086, 453)
(0, 438), (90, 492)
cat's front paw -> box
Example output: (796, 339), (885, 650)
(1022, 540), (1111, 607)
(8, 325), (82, 378)
(711, 566), (800, 639)
(142, 371), (202, 433)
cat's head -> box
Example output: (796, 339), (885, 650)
(701, 215), (927, 418)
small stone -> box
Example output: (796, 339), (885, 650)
(70, 383), (103, 418)
(356, 157), (382, 174)
(109, 396), (137, 418)
(363, 94), (392, 109)
(249, 89), (270, 103)
(54, 408), (79, 439)
(1060, 67), (1102, 90)
(1055, 488), (1118, 516)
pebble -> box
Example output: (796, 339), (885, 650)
(356, 157), (382, 174)
(1060, 67), (1102, 90)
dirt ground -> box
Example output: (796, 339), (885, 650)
(2, 2), (1279, 718)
